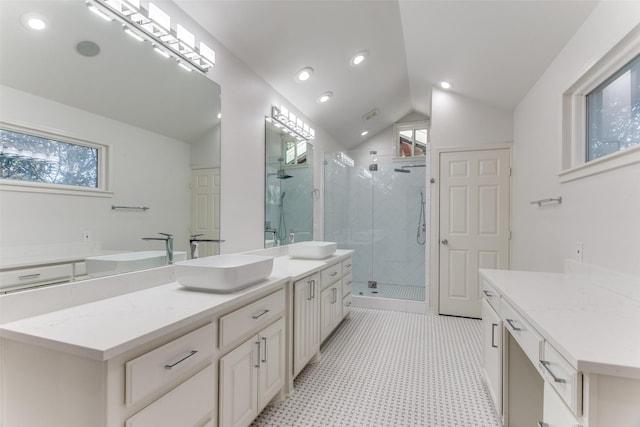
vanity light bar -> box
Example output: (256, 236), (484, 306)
(271, 106), (315, 140)
(89, 0), (215, 73)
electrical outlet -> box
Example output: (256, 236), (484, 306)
(575, 241), (583, 262)
(83, 231), (91, 242)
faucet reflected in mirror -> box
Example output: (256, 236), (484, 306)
(189, 234), (225, 259)
(142, 233), (174, 264)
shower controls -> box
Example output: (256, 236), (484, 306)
(368, 280), (377, 288)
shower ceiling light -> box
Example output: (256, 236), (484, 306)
(296, 67), (313, 82)
(351, 51), (368, 66)
(88, 0), (215, 73)
(360, 130), (369, 136)
(271, 106), (315, 140)
(440, 81), (453, 90)
(318, 91), (333, 103)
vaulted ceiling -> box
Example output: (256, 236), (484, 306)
(175, 0), (598, 147)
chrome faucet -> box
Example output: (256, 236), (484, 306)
(189, 234), (225, 259)
(289, 230), (312, 244)
(265, 227), (278, 246)
(142, 232), (174, 264)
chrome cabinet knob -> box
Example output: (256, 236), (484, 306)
(441, 239), (448, 245)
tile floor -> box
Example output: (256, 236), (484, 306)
(351, 282), (426, 302)
(252, 307), (501, 426)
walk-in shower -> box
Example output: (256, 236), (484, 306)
(324, 152), (430, 303)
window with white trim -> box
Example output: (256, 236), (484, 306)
(561, 26), (640, 182)
(0, 124), (108, 191)
(394, 122), (429, 158)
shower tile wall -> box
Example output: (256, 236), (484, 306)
(325, 151), (429, 301)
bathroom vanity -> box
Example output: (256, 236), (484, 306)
(0, 246), (353, 427)
(480, 266), (640, 427)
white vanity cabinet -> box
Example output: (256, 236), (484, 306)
(320, 261), (343, 342)
(0, 262), (74, 292)
(481, 297), (502, 417)
(293, 272), (320, 377)
(218, 289), (286, 427)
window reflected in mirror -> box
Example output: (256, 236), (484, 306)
(395, 123), (429, 157)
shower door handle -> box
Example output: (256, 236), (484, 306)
(441, 239), (448, 245)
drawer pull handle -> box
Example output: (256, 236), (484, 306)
(538, 422), (549, 427)
(345, 263), (352, 268)
(505, 318), (522, 331)
(482, 289), (493, 297)
(164, 350), (198, 369)
(307, 281), (313, 300)
(346, 280), (352, 286)
(252, 309), (270, 319)
(345, 302), (352, 307)
(261, 337), (268, 363)
(491, 323), (498, 348)
(255, 342), (261, 368)
(539, 360), (567, 384)
(18, 273), (41, 280)
(311, 280), (316, 299)
(330, 272), (338, 277)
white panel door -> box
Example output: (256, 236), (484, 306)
(191, 168), (221, 257)
(439, 149), (510, 318)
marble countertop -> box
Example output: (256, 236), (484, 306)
(480, 269), (640, 379)
(0, 248), (354, 362)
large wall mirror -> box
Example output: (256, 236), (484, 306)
(0, 1), (221, 285)
(264, 118), (313, 247)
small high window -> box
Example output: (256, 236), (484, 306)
(395, 122), (429, 158)
(0, 125), (106, 191)
(586, 54), (640, 161)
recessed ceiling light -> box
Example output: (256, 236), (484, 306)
(21, 14), (47, 31)
(361, 130), (369, 137)
(351, 51), (368, 66)
(440, 81), (453, 90)
(296, 67), (314, 82)
(318, 91), (333, 103)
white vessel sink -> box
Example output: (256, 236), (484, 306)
(175, 254), (274, 292)
(86, 251), (187, 277)
(289, 241), (337, 260)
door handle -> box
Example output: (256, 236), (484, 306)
(441, 239), (448, 245)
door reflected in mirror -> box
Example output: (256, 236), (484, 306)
(264, 119), (313, 248)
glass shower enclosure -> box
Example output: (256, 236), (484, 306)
(324, 151), (429, 302)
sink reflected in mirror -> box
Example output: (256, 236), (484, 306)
(175, 255), (274, 292)
(86, 251), (187, 278)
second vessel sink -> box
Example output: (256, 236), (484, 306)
(288, 241), (337, 259)
(175, 254), (274, 292)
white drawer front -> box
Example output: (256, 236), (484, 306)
(341, 258), (353, 276)
(126, 323), (216, 406)
(342, 294), (352, 317)
(219, 289), (285, 350)
(541, 341), (581, 416)
(321, 263), (342, 290)
(0, 263), (72, 289)
(501, 299), (543, 367)
(342, 273), (353, 296)
(126, 364), (216, 427)
(481, 279), (500, 312)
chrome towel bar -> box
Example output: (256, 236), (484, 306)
(530, 197), (562, 207)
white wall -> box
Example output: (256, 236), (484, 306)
(512, 2), (640, 276)
(163, 2), (342, 254)
(0, 86), (192, 253)
(430, 88), (513, 148)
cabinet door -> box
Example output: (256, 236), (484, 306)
(482, 298), (502, 416)
(320, 285), (335, 342)
(219, 337), (259, 427)
(258, 318), (285, 412)
(542, 382), (581, 427)
(293, 275), (320, 377)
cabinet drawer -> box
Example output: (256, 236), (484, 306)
(342, 294), (352, 317)
(341, 258), (353, 276)
(342, 273), (353, 296)
(0, 263), (72, 289)
(321, 263), (342, 290)
(126, 364), (216, 427)
(501, 299), (543, 367)
(126, 322), (216, 406)
(219, 289), (285, 350)
(481, 279), (500, 312)
(541, 341), (581, 416)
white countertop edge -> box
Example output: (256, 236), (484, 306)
(0, 276), (289, 361)
(480, 269), (640, 380)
